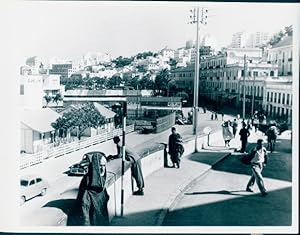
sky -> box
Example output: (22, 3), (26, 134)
(7, 1), (299, 65)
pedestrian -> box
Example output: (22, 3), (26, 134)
(108, 136), (145, 195)
(221, 112), (224, 121)
(222, 121), (234, 147)
(168, 127), (184, 168)
(214, 112), (218, 120)
(237, 114), (240, 120)
(231, 118), (238, 137)
(203, 106), (207, 113)
(211, 113), (214, 120)
(246, 139), (268, 197)
(239, 121), (250, 153)
(247, 119), (252, 131)
(77, 152), (110, 226)
(266, 123), (278, 153)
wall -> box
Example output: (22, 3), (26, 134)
(104, 129), (219, 220)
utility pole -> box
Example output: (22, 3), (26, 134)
(243, 54), (246, 120)
(251, 75), (255, 117)
(189, 6), (208, 152)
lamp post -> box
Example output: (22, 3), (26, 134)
(242, 54), (247, 120)
(189, 6), (208, 152)
(251, 75), (256, 117)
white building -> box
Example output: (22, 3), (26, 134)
(267, 35), (293, 76)
(20, 74), (65, 109)
(21, 108), (61, 153)
(161, 47), (175, 59)
(263, 77), (292, 122)
(246, 32), (270, 48)
(83, 52), (112, 66)
(230, 31), (249, 48)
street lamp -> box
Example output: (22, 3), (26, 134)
(189, 6), (208, 152)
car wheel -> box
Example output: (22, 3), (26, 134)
(20, 196), (26, 205)
(40, 188), (47, 196)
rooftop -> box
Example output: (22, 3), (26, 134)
(21, 108), (61, 133)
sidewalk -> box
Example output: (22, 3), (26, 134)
(110, 128), (250, 226)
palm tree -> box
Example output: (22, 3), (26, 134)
(44, 95), (52, 107)
(52, 93), (62, 105)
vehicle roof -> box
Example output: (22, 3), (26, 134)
(20, 174), (42, 181)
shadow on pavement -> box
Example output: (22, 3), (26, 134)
(185, 189), (247, 196)
(186, 138), (291, 182)
(162, 187), (291, 226)
(43, 199), (83, 226)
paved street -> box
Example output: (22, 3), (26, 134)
(162, 131), (292, 226)
(20, 108), (232, 225)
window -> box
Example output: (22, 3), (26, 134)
(287, 94), (290, 105)
(29, 180), (35, 186)
(270, 92), (273, 102)
(274, 93), (277, 103)
(282, 93), (285, 104)
(253, 71), (258, 76)
(36, 178), (42, 183)
(278, 93), (281, 104)
(267, 92), (269, 102)
(20, 85), (24, 95)
(270, 71), (274, 76)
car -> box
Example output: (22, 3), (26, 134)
(68, 154), (90, 176)
(68, 163), (88, 176)
(20, 175), (49, 205)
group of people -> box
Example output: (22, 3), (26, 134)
(76, 111), (278, 225)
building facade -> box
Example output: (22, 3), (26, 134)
(267, 35), (293, 76)
(20, 74), (65, 109)
(49, 63), (73, 78)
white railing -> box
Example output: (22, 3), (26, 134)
(20, 125), (135, 170)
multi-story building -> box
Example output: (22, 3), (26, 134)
(230, 31), (249, 48)
(161, 47), (175, 59)
(20, 74), (65, 109)
(267, 35), (293, 76)
(263, 77), (292, 123)
(246, 32), (269, 48)
(83, 52), (112, 66)
(49, 62), (73, 79)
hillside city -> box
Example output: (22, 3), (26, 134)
(18, 22), (295, 229)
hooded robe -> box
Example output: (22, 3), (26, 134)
(77, 152), (110, 226)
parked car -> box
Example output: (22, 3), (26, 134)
(20, 175), (49, 205)
(68, 163), (88, 176)
(68, 155), (90, 176)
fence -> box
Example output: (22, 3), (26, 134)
(20, 125), (135, 170)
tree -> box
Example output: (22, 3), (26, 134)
(52, 93), (62, 105)
(51, 103), (106, 140)
(107, 75), (122, 88)
(154, 69), (171, 96)
(112, 56), (133, 68)
(139, 75), (155, 90)
(44, 95), (52, 106)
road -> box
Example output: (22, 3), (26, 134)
(162, 131), (292, 226)
(20, 108), (234, 225)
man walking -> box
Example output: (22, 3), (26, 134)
(231, 118), (238, 137)
(246, 139), (268, 197)
(108, 136), (145, 195)
(239, 122), (250, 153)
(168, 127), (184, 168)
(266, 123), (278, 153)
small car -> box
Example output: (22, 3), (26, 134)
(20, 175), (49, 205)
(68, 163), (88, 176)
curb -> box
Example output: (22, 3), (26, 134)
(154, 151), (234, 226)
